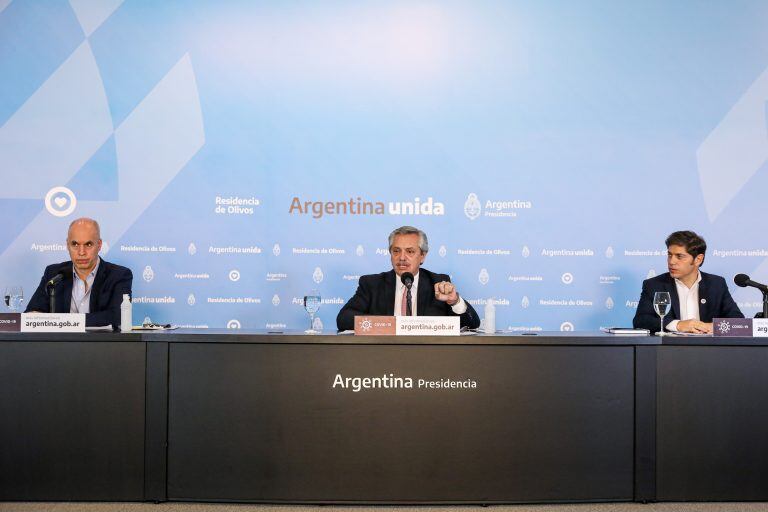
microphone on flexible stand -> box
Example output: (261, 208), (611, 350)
(46, 272), (64, 313)
(734, 274), (768, 318)
(401, 272), (414, 316)
(47, 273), (64, 287)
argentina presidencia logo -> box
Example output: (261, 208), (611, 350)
(464, 193), (481, 220)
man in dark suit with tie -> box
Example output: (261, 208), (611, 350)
(633, 230), (743, 334)
(336, 226), (480, 331)
(26, 217), (133, 329)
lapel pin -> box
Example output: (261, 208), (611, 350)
(700, 298), (707, 304)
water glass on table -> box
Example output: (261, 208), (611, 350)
(4, 286), (24, 313)
(303, 289), (321, 334)
(653, 291), (670, 336)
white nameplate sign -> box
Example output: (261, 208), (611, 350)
(754, 318), (768, 337)
(395, 316), (460, 336)
(21, 313), (86, 333)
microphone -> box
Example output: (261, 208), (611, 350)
(46, 273), (65, 287)
(734, 274), (768, 293)
(400, 272), (414, 316)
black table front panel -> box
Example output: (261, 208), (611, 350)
(167, 342), (634, 503)
(0, 341), (146, 501)
(656, 345), (768, 501)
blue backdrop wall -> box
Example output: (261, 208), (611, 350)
(1, 0), (767, 331)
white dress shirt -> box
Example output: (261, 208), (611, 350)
(666, 271), (702, 332)
(71, 257), (100, 314)
(394, 271), (468, 316)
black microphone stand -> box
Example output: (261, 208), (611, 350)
(47, 284), (56, 313)
(757, 290), (768, 319)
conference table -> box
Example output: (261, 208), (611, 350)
(1, 330), (767, 504)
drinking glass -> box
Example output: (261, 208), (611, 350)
(303, 289), (321, 334)
(653, 291), (671, 336)
(4, 286), (24, 313)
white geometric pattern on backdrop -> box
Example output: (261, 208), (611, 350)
(697, 63), (768, 294)
(0, 52), (205, 262)
(69, 0), (125, 37)
(697, 65), (768, 224)
(0, 42), (113, 199)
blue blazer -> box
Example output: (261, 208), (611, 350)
(632, 271), (743, 333)
(26, 259), (133, 329)
(336, 268), (481, 331)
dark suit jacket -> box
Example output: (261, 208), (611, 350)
(632, 271), (743, 333)
(26, 259), (133, 329)
(336, 268), (481, 331)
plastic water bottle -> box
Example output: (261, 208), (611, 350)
(484, 298), (496, 334)
(120, 294), (132, 333)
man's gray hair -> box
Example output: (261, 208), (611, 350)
(388, 226), (428, 254)
(68, 217), (101, 239)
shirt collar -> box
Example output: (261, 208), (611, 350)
(674, 270), (701, 289)
(73, 257), (101, 282)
